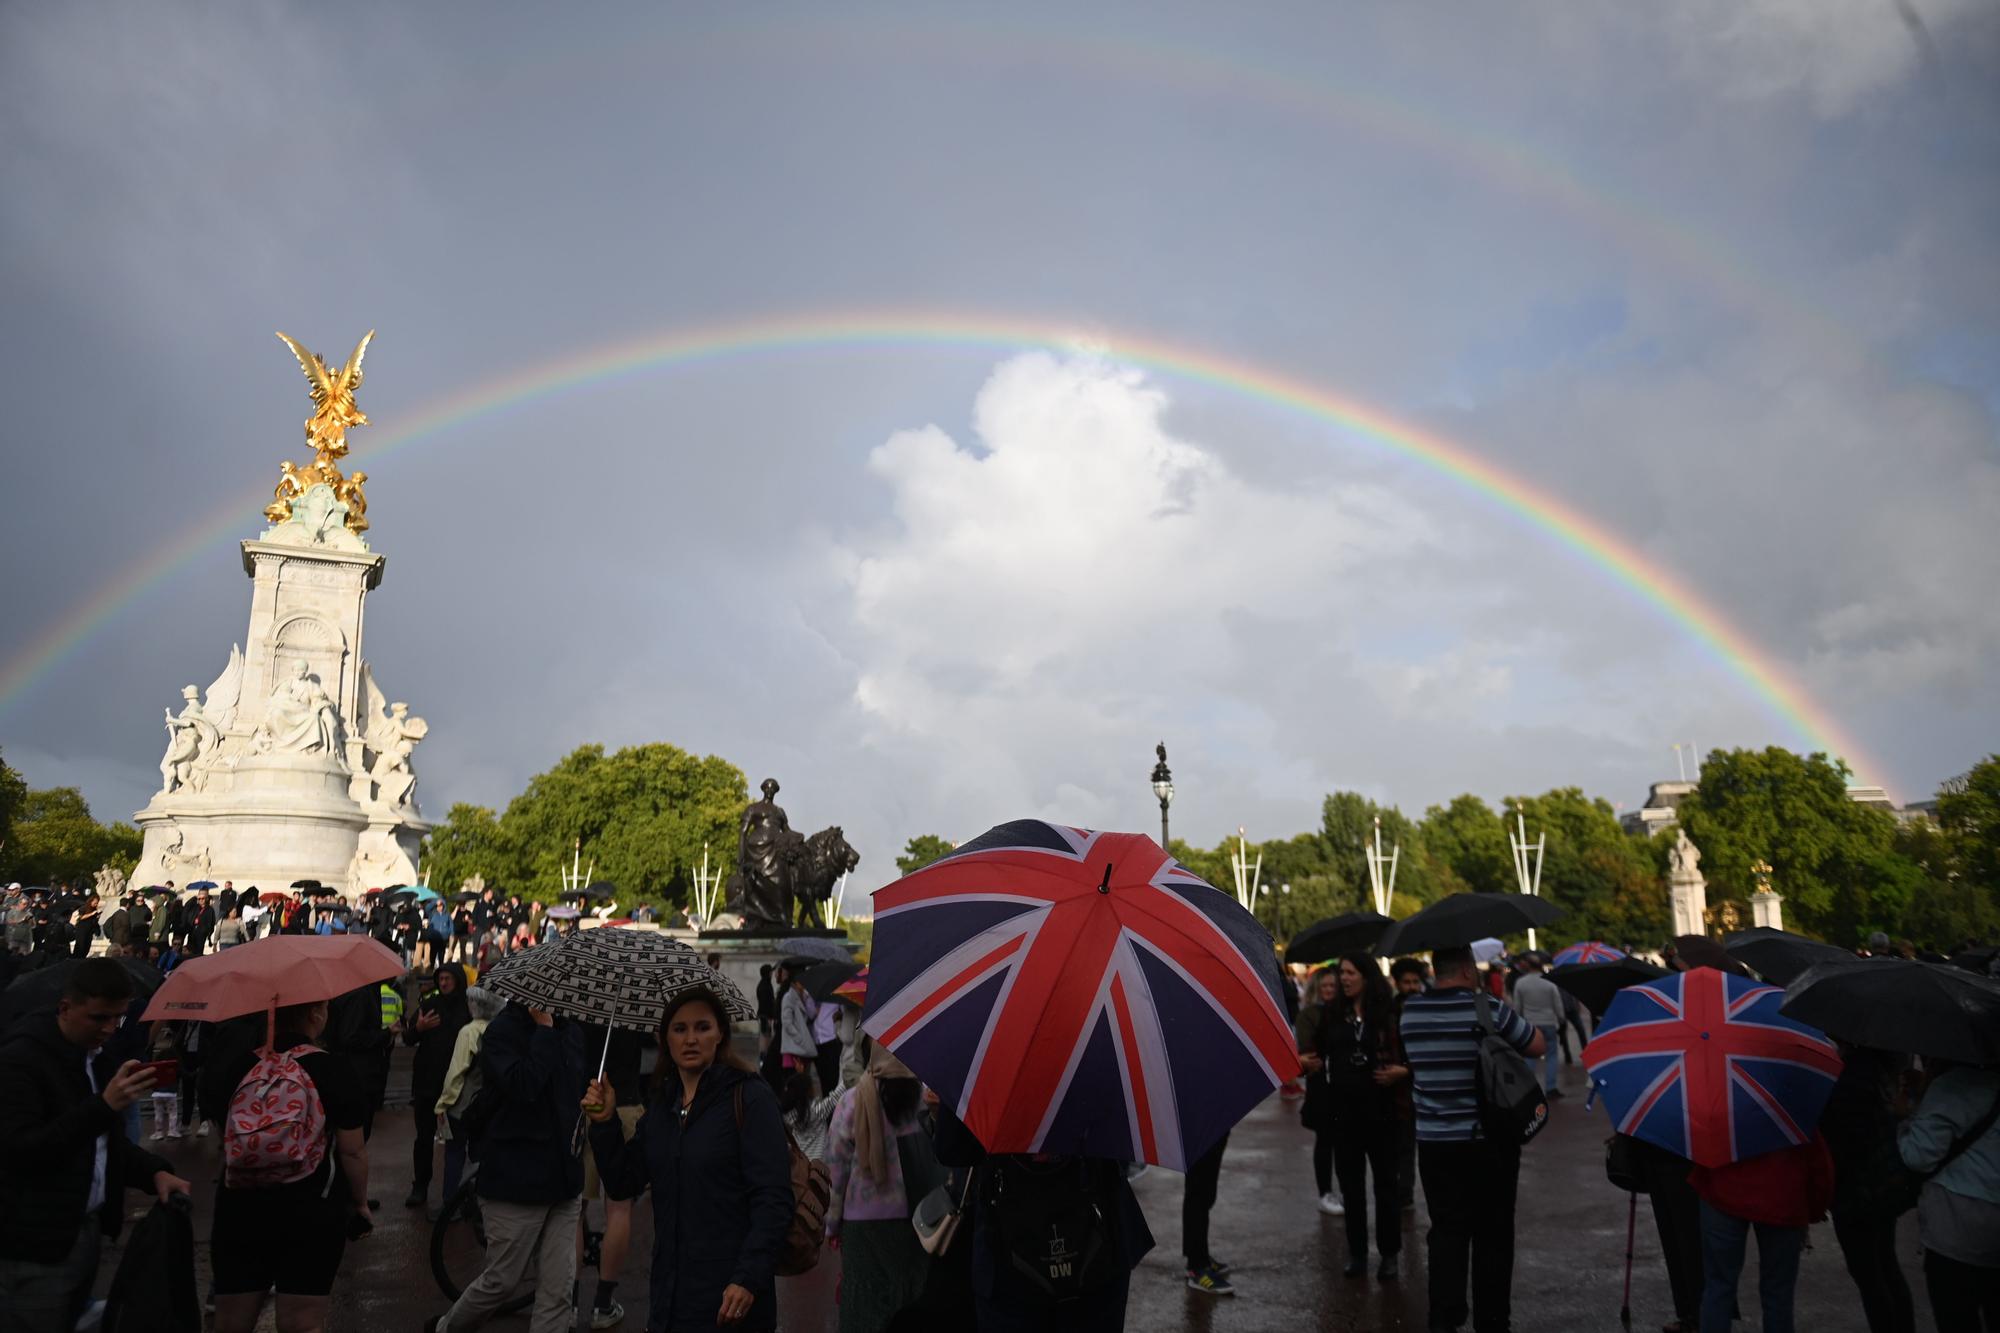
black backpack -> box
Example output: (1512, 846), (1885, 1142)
(103, 1198), (199, 1333)
(1473, 987), (1548, 1146)
(984, 1157), (1114, 1303)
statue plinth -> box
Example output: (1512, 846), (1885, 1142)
(1750, 889), (1784, 931)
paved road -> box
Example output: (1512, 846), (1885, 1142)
(111, 1053), (1921, 1331)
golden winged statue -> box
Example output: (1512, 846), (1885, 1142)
(266, 330), (376, 535)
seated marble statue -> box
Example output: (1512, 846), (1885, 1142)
(261, 659), (341, 755)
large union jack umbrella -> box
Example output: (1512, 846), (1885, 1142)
(1552, 941), (1626, 967)
(1582, 966), (1842, 1168)
(861, 820), (1296, 1170)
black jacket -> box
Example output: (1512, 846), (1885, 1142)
(404, 966), (471, 1103)
(475, 1005), (587, 1204)
(591, 1064), (793, 1332)
(0, 1015), (174, 1263)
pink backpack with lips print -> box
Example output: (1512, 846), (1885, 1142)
(223, 1044), (330, 1189)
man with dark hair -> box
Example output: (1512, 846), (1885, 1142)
(182, 889), (217, 956)
(0, 959), (191, 1331)
(1388, 957), (1430, 1209)
(1400, 945), (1544, 1333)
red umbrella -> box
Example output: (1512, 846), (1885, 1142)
(258, 891), (290, 906)
(861, 819), (1295, 1169)
(141, 935), (404, 1026)
(832, 966), (869, 1006)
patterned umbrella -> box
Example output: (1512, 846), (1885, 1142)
(480, 927), (753, 1034)
(1552, 941), (1626, 967)
(831, 966), (869, 1007)
(861, 819), (1296, 1170)
(1582, 966), (1843, 1168)
(781, 936), (853, 965)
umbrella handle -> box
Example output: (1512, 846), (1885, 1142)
(1619, 1190), (1636, 1328)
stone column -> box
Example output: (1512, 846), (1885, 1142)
(1749, 859), (1783, 930)
(1667, 829), (1708, 938)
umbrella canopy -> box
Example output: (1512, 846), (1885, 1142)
(140, 935), (405, 1024)
(1724, 927), (1855, 986)
(480, 928), (753, 1033)
(1, 956), (167, 1031)
(1583, 966), (1843, 1168)
(452, 890), (481, 903)
(780, 936), (853, 965)
(1470, 937), (1507, 964)
(1549, 957), (1669, 1021)
(141, 885), (173, 897)
(1284, 911), (1393, 965)
(547, 905), (581, 920)
(800, 959), (863, 1002)
(290, 880), (323, 890)
(861, 819), (1296, 1171)
(258, 891), (290, 906)
(831, 966), (869, 1007)
(1375, 893), (1562, 955)
(1552, 941), (1626, 967)
(385, 885), (440, 904)
(1780, 958), (2000, 1066)
(185, 880), (218, 891)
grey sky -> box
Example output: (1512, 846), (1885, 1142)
(3, 2), (1996, 879)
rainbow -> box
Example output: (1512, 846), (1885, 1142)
(0, 311), (1877, 783)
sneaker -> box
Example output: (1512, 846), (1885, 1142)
(589, 1302), (625, 1329)
(167, 1127), (184, 1140)
(1186, 1265), (1235, 1296)
(195, 1121), (211, 1138)
(150, 1128), (165, 1142)
(1318, 1192), (1345, 1216)
(1208, 1257), (1232, 1276)
(1377, 1253), (1401, 1281)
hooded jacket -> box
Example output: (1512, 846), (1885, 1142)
(474, 1004), (587, 1204)
(0, 1014), (173, 1263)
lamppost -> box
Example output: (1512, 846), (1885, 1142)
(1260, 880), (1292, 938)
(1150, 741), (1174, 848)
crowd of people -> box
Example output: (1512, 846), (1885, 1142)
(2, 878), (1996, 1333)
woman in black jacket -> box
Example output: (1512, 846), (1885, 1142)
(402, 962), (470, 1210)
(584, 987), (791, 1331)
(1301, 955), (1408, 1280)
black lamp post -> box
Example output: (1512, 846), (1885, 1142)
(1150, 742), (1174, 848)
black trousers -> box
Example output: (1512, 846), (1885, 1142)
(411, 1101), (438, 1188)
(815, 1038), (842, 1097)
(1182, 1132), (1228, 1269)
(1418, 1138), (1521, 1333)
(1313, 1127), (1336, 1196)
(1832, 1208), (1913, 1333)
(1639, 1155), (1704, 1326)
(1332, 1117), (1401, 1261)
(1924, 1250), (2000, 1333)
(1397, 1117), (1417, 1207)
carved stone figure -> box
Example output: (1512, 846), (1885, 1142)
(365, 702), (428, 809)
(1668, 828), (1701, 879)
(726, 779), (801, 931)
(1667, 828), (1707, 939)
(159, 686), (220, 793)
(790, 827), (861, 929)
(161, 828), (211, 882)
(93, 865), (128, 905)
(257, 659), (343, 758)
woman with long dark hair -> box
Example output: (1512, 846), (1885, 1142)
(584, 988), (792, 1331)
(1311, 955), (1408, 1280)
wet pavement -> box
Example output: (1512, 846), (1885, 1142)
(111, 1052), (1915, 1331)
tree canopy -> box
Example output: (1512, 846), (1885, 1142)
(895, 834), (956, 876)
(0, 783), (142, 886)
(421, 743), (747, 907)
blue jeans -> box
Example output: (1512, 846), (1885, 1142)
(1535, 1025), (1560, 1093)
(1699, 1200), (1804, 1333)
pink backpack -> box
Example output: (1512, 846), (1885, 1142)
(223, 1044), (330, 1189)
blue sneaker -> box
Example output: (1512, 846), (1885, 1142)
(1186, 1264), (1235, 1296)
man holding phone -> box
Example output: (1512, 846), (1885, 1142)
(0, 958), (192, 1332)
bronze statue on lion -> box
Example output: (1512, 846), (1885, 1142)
(723, 778), (861, 931)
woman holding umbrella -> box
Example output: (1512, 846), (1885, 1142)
(1300, 956), (1408, 1280)
(402, 962), (471, 1213)
(582, 987), (793, 1331)
(1294, 968), (1346, 1217)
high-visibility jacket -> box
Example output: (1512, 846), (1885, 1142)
(379, 982), (405, 1029)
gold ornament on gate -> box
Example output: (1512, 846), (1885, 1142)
(264, 330), (375, 533)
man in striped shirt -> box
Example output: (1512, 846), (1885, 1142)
(1399, 946), (1545, 1333)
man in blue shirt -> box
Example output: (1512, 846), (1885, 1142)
(1400, 946), (1545, 1333)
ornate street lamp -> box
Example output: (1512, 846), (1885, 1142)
(1150, 742), (1174, 848)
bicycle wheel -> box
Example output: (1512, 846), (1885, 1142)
(430, 1174), (534, 1315)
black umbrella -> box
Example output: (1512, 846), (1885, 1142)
(452, 890), (481, 903)
(1375, 893), (1563, 955)
(0, 955), (166, 1032)
(1284, 911), (1394, 965)
(558, 888), (594, 902)
(1724, 927), (1855, 986)
(1549, 958), (1669, 1021)
(799, 959), (863, 1002)
(1781, 957), (2000, 1066)
(290, 879), (323, 891)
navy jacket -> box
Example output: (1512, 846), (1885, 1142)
(475, 1005), (586, 1204)
(590, 1064), (792, 1332)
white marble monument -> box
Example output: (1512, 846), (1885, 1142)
(132, 330), (429, 897)
(1666, 828), (1708, 939)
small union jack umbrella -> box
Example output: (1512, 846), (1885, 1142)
(861, 820), (1296, 1170)
(1552, 941), (1626, 967)
(1582, 966), (1843, 1168)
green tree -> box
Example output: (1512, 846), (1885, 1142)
(2, 787), (140, 886)
(1319, 792), (1450, 909)
(1673, 747), (1904, 944)
(1422, 794), (1515, 896)
(421, 743), (747, 908)
(895, 834), (957, 876)
(0, 748), (27, 862)
(1935, 755), (2000, 892)
(1504, 788), (1665, 947)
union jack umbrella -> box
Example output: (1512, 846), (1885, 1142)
(861, 820), (1295, 1170)
(1582, 966), (1842, 1168)
(1552, 941), (1626, 967)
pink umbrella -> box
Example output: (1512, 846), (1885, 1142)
(141, 935), (404, 1027)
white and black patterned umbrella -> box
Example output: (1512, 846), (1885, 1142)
(480, 927), (754, 1034)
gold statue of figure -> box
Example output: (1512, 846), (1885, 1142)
(265, 330), (376, 535)
(277, 330), (374, 459)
